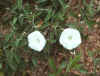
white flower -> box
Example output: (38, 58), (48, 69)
(27, 31), (46, 52)
(59, 28), (82, 50)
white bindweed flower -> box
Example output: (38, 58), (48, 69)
(59, 28), (82, 50)
(27, 31), (46, 52)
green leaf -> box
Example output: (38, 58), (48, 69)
(48, 73), (56, 76)
(58, 0), (69, 9)
(70, 10), (78, 18)
(5, 32), (14, 41)
(59, 61), (67, 69)
(36, 0), (47, 3)
(88, 0), (94, 16)
(49, 32), (56, 44)
(0, 63), (2, 69)
(94, 58), (100, 65)
(0, 72), (4, 76)
(32, 57), (38, 67)
(65, 23), (78, 28)
(15, 35), (23, 47)
(86, 20), (96, 28)
(66, 54), (81, 72)
(80, 69), (87, 73)
(5, 50), (17, 71)
(14, 53), (21, 64)
(44, 9), (54, 23)
(48, 58), (56, 72)
(57, 61), (67, 74)
(12, 17), (17, 26)
(17, 0), (23, 10)
(73, 64), (83, 70)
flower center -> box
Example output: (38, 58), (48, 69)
(36, 38), (40, 43)
(68, 35), (72, 40)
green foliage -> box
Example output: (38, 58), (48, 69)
(66, 54), (81, 72)
(16, 0), (23, 10)
(5, 49), (20, 71)
(0, 0), (100, 75)
(80, 8), (96, 28)
(82, 0), (95, 17)
(49, 73), (56, 76)
(32, 57), (38, 67)
(48, 54), (83, 75)
(0, 72), (4, 76)
(80, 0), (97, 28)
(48, 58), (56, 72)
(88, 50), (100, 73)
(56, 61), (67, 75)
(48, 58), (66, 76)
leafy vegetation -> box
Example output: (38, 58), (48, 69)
(0, 0), (100, 76)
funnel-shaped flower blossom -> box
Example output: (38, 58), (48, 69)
(59, 28), (81, 50)
(27, 31), (46, 52)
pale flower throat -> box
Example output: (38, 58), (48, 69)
(68, 35), (72, 40)
(36, 38), (40, 43)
